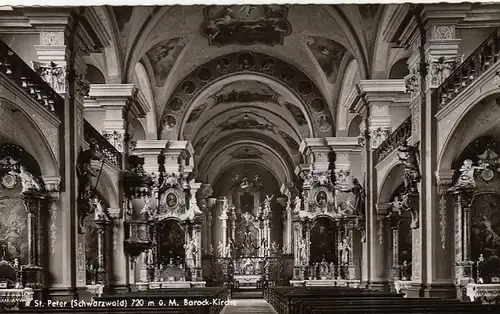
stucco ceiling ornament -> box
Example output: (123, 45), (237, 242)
(161, 51), (333, 138)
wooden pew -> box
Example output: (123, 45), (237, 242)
(266, 286), (500, 314)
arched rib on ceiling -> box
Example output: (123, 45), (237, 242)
(198, 132), (296, 185)
(159, 51), (334, 140)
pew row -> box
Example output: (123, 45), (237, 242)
(265, 286), (500, 314)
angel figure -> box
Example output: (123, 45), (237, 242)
(293, 196), (301, 213)
(221, 197), (229, 213)
(17, 165), (42, 193)
(387, 196), (404, 217)
(93, 197), (106, 220)
(449, 159), (486, 191)
(140, 198), (152, 216)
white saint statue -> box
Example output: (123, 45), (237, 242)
(140, 198), (152, 216)
(339, 237), (351, 265)
(184, 239), (197, 269)
(17, 166), (42, 193)
(93, 197), (106, 220)
(294, 196), (301, 213)
(298, 238), (307, 264)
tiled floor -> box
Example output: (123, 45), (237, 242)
(221, 299), (278, 314)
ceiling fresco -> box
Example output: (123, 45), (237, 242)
(146, 37), (186, 87)
(200, 5), (292, 47)
(211, 80), (281, 107)
(307, 36), (347, 84)
(159, 51), (333, 138)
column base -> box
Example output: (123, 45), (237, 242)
(405, 282), (424, 298)
(421, 282), (457, 299)
(23, 265), (44, 289)
(45, 286), (90, 302)
(366, 280), (391, 292)
(108, 283), (129, 294)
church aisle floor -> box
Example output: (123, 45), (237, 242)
(221, 299), (278, 314)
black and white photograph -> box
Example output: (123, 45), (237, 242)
(0, 1), (500, 313)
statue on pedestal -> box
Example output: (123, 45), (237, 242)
(449, 159), (486, 191)
(16, 165), (43, 193)
(298, 238), (307, 265)
(339, 237), (351, 265)
(184, 239), (197, 269)
(93, 197), (106, 220)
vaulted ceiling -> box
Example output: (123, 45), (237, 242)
(110, 4), (383, 186)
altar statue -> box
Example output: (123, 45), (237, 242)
(140, 198), (152, 216)
(388, 196), (404, 216)
(221, 197), (229, 214)
(293, 196), (301, 212)
(339, 237), (351, 265)
(217, 241), (225, 257)
(397, 141), (421, 193)
(298, 238), (307, 264)
(184, 239), (197, 269)
(17, 165), (43, 193)
(93, 197), (106, 220)
(145, 248), (154, 266)
(449, 159), (486, 191)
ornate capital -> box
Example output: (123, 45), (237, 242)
(404, 70), (421, 99)
(102, 130), (125, 153)
(427, 55), (463, 89)
(32, 61), (67, 94)
(435, 169), (455, 188)
(370, 127), (391, 149)
(42, 175), (61, 198)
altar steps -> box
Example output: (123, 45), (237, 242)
(221, 299), (277, 314)
(231, 290), (263, 299)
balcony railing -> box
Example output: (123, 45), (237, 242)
(84, 120), (122, 167)
(434, 28), (500, 111)
(0, 40), (64, 120)
(375, 116), (412, 163)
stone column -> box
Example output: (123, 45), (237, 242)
(450, 187), (475, 299)
(88, 85), (149, 156)
(350, 82), (408, 288)
(404, 9), (464, 296)
(193, 224), (202, 280)
(107, 207), (127, 292)
(32, 16), (91, 298)
(376, 203), (391, 278)
(134, 140), (168, 174)
(292, 220), (302, 280)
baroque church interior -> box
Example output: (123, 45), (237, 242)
(2, 3), (500, 313)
